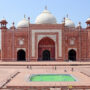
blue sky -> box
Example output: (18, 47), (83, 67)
(0, 0), (90, 28)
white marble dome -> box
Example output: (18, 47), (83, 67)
(17, 17), (29, 28)
(65, 18), (75, 27)
(35, 7), (57, 24)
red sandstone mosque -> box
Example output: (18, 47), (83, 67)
(0, 7), (90, 62)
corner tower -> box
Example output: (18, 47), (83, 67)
(0, 18), (8, 61)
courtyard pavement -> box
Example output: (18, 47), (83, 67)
(0, 62), (90, 89)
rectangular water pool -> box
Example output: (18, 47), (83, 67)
(30, 74), (76, 82)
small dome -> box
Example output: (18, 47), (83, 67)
(87, 18), (90, 21)
(65, 18), (75, 27)
(17, 17), (29, 28)
(35, 7), (57, 24)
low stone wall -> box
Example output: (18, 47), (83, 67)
(6, 86), (90, 90)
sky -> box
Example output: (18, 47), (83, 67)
(0, 0), (90, 28)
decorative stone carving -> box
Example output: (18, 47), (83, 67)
(19, 39), (24, 45)
(70, 38), (75, 45)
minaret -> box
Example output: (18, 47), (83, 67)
(10, 22), (16, 29)
(76, 22), (82, 29)
(0, 18), (8, 61)
(62, 17), (65, 26)
(86, 18), (90, 60)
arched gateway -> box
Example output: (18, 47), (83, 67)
(38, 37), (55, 61)
(68, 49), (76, 61)
(17, 49), (26, 61)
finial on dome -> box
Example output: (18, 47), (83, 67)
(66, 14), (69, 18)
(28, 17), (30, 21)
(28, 17), (30, 23)
(24, 14), (26, 18)
(12, 22), (15, 26)
(2, 16), (6, 20)
(45, 5), (47, 10)
(79, 22), (81, 26)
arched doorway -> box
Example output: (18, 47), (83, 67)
(17, 49), (26, 61)
(68, 49), (76, 61)
(43, 50), (50, 60)
(38, 37), (55, 61)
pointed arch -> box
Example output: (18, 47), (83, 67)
(38, 37), (55, 61)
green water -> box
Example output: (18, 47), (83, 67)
(30, 74), (76, 82)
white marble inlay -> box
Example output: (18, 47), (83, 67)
(31, 29), (62, 57)
(17, 48), (26, 51)
(70, 39), (74, 45)
(38, 35), (56, 43)
(19, 40), (24, 45)
(68, 48), (77, 51)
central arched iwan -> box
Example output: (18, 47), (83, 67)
(38, 37), (55, 61)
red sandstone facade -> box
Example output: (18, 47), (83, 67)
(0, 18), (90, 62)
